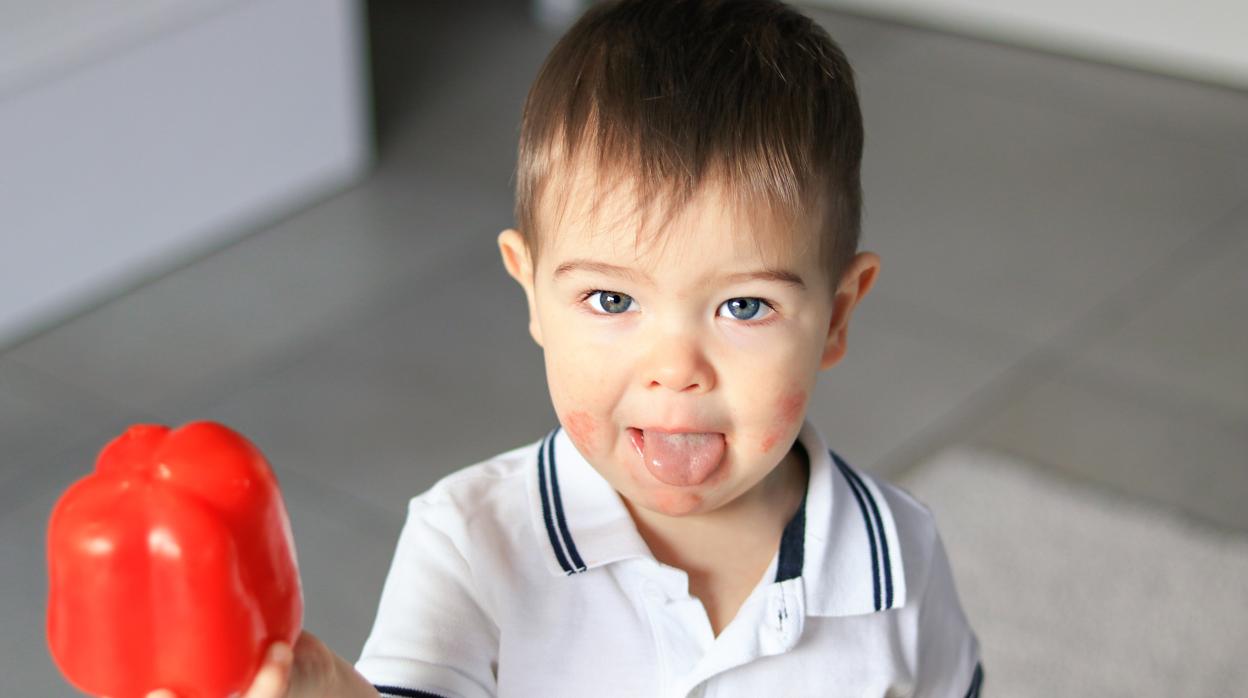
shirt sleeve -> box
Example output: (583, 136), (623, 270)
(913, 527), (984, 698)
(355, 496), (499, 698)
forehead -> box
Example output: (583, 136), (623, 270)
(538, 161), (820, 277)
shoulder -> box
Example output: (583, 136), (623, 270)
(852, 468), (947, 597)
(398, 438), (541, 569)
(871, 474), (983, 690)
(404, 437), (537, 531)
(867, 471), (976, 640)
(828, 460), (981, 691)
(413, 439), (535, 513)
(873, 475), (939, 546)
(357, 443), (545, 695)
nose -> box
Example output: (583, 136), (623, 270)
(641, 332), (715, 393)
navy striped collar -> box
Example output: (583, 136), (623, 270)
(526, 421), (907, 616)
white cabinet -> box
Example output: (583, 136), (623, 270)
(0, 0), (372, 348)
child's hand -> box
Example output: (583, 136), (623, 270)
(145, 630), (338, 698)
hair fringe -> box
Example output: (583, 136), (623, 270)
(514, 0), (863, 285)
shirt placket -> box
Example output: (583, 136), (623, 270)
(636, 567), (715, 698)
(679, 580), (807, 698)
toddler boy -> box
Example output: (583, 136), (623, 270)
(220, 1), (983, 696)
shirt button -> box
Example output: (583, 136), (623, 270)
(767, 597), (786, 630)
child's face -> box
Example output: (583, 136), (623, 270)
(500, 176), (878, 518)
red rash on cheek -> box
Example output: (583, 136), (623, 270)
(760, 390), (808, 453)
(760, 434), (778, 453)
(562, 410), (597, 451)
(780, 390), (807, 424)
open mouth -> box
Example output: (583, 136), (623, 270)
(627, 427), (726, 487)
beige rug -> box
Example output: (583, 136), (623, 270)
(899, 447), (1248, 697)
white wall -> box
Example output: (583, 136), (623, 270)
(807, 0), (1248, 90)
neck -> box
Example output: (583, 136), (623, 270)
(626, 443), (809, 573)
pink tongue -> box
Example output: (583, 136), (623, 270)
(641, 430), (725, 486)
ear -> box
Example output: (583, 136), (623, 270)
(820, 252), (881, 370)
(498, 229), (543, 347)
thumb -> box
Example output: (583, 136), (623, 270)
(142, 643), (293, 698)
(243, 642), (294, 698)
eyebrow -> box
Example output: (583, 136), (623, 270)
(723, 269), (807, 289)
(552, 259), (806, 290)
(554, 260), (651, 284)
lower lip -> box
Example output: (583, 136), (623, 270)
(627, 427), (644, 457)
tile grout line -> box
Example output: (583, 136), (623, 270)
(0, 431), (115, 521)
(167, 240), (502, 418)
(806, 3), (1248, 101)
(0, 176), (375, 358)
(875, 194), (1248, 480)
(1042, 346), (1246, 434)
(889, 65), (1248, 162)
(801, 6), (1248, 158)
(272, 461), (404, 541)
(0, 362), (162, 512)
(4, 357), (163, 424)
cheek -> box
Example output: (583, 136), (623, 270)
(759, 389), (807, 453)
(562, 410), (599, 452)
(779, 389), (807, 424)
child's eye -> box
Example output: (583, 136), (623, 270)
(585, 290), (636, 314)
(718, 297), (774, 322)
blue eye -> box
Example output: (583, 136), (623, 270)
(587, 290), (635, 314)
(719, 297), (772, 321)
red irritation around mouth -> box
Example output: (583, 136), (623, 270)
(760, 389), (808, 453)
(563, 410), (597, 450)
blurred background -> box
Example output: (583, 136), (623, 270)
(2, 0), (1245, 695)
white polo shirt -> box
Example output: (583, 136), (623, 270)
(355, 420), (983, 698)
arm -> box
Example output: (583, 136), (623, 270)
(912, 528), (983, 698)
(327, 644), (384, 698)
(352, 497), (499, 698)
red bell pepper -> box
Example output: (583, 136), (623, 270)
(46, 421), (303, 698)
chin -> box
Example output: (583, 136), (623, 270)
(647, 488), (707, 517)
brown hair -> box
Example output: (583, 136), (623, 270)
(514, 0), (864, 287)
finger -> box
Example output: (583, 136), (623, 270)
(145, 692), (177, 698)
(242, 642), (294, 698)
(289, 630), (333, 695)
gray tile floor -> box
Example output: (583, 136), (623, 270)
(4, 1), (1246, 693)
